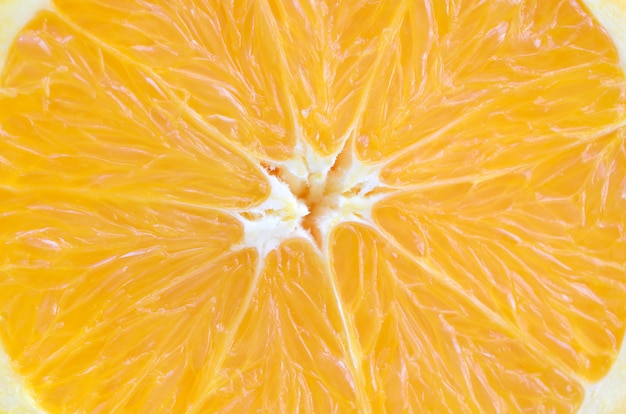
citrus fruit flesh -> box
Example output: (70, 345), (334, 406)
(1, 0), (626, 413)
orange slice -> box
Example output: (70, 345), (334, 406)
(1, 0), (625, 412)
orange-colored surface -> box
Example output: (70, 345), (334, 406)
(1, 0), (626, 412)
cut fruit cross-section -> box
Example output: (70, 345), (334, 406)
(1, 0), (626, 413)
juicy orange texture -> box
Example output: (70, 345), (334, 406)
(1, 0), (626, 413)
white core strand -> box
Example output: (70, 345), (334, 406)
(233, 175), (312, 256)
(234, 139), (387, 254)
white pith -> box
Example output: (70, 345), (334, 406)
(232, 174), (313, 257)
(0, 0), (50, 78)
(234, 138), (387, 254)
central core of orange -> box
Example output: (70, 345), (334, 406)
(261, 145), (385, 245)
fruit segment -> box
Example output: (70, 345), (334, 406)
(194, 239), (362, 413)
(51, 0), (432, 159)
(373, 145), (626, 381)
(52, 0), (301, 160)
(1, 11), (270, 209)
(0, 190), (258, 412)
(357, 0), (626, 179)
(330, 223), (583, 413)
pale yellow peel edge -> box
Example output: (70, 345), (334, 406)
(577, 1), (626, 412)
(582, 0), (626, 69)
(0, 0), (51, 76)
(579, 340), (626, 414)
(0, 1), (52, 412)
(0, 341), (44, 414)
